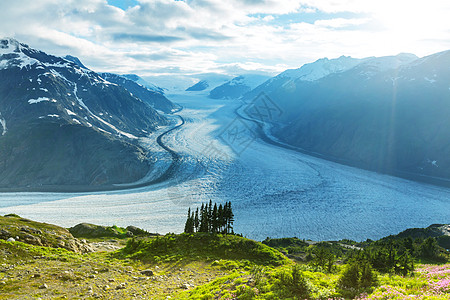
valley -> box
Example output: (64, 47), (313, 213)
(0, 92), (449, 242)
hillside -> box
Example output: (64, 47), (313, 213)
(99, 73), (180, 113)
(209, 74), (270, 99)
(0, 215), (449, 299)
(0, 38), (168, 189)
(243, 51), (450, 185)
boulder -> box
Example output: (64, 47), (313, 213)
(140, 269), (154, 276)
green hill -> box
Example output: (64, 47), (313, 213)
(0, 215), (449, 299)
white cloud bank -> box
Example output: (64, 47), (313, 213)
(0, 0), (449, 78)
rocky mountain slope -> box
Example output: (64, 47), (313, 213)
(244, 52), (450, 184)
(243, 55), (371, 101)
(209, 74), (270, 99)
(185, 80), (209, 91)
(0, 38), (168, 189)
(121, 73), (165, 94)
(99, 72), (179, 113)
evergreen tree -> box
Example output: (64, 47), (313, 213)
(208, 200), (213, 232)
(338, 262), (360, 290)
(218, 204), (224, 233)
(199, 203), (209, 232)
(420, 237), (439, 259)
(359, 262), (377, 289)
(225, 201), (234, 234)
(212, 203), (218, 233)
(184, 208), (194, 233)
(194, 208), (199, 232)
(183, 201), (235, 234)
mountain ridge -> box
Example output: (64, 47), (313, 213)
(0, 38), (168, 189)
(243, 50), (450, 185)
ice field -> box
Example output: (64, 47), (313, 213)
(1, 92), (449, 241)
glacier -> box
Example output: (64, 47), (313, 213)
(0, 91), (449, 241)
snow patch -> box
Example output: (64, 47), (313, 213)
(72, 119), (81, 124)
(39, 88), (48, 92)
(49, 69), (70, 83)
(0, 116), (6, 136)
(43, 61), (70, 68)
(97, 127), (112, 135)
(65, 109), (76, 116)
(28, 97), (50, 104)
(47, 114), (59, 118)
(72, 84), (90, 112)
(279, 56), (365, 82)
(92, 114), (138, 139)
(71, 83), (137, 139)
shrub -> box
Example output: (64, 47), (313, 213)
(338, 261), (377, 298)
(274, 265), (311, 299)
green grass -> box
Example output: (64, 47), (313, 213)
(1, 216), (449, 299)
(0, 214), (74, 248)
(119, 233), (289, 266)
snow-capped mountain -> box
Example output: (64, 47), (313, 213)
(121, 74), (165, 94)
(186, 80), (209, 91)
(255, 50), (450, 184)
(348, 53), (418, 78)
(0, 38), (168, 189)
(63, 55), (88, 69)
(185, 73), (232, 93)
(99, 73), (180, 113)
(280, 55), (366, 81)
(209, 74), (270, 99)
(243, 56), (368, 101)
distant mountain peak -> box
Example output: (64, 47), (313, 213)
(209, 74), (271, 99)
(122, 74), (165, 94)
(186, 80), (209, 91)
(278, 55), (365, 82)
(63, 55), (88, 69)
(396, 53), (418, 60)
(355, 53), (418, 76)
(0, 37), (25, 53)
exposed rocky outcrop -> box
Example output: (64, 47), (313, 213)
(0, 215), (93, 253)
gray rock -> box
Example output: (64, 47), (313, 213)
(6, 237), (15, 242)
(23, 234), (42, 246)
(140, 269), (153, 276)
(0, 229), (10, 238)
(180, 283), (192, 289)
(115, 283), (126, 290)
(39, 283), (48, 289)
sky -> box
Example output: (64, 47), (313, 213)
(1, 0), (450, 80)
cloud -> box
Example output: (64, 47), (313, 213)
(112, 33), (183, 43)
(0, 0), (449, 83)
(314, 17), (370, 29)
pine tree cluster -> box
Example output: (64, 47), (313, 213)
(184, 200), (234, 234)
